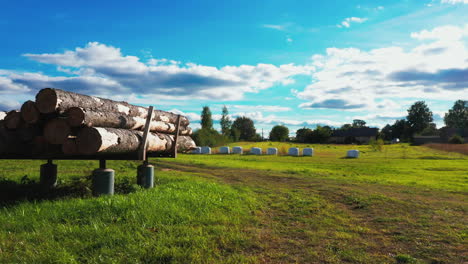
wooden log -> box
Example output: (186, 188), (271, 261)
(62, 138), (79, 155)
(4, 111), (23, 129)
(76, 127), (196, 155)
(0, 111), (6, 121)
(0, 121), (28, 155)
(35, 88), (189, 126)
(20, 101), (40, 124)
(43, 118), (71, 145)
(65, 107), (192, 135)
(17, 125), (42, 142)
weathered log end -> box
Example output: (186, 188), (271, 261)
(21, 100), (41, 124)
(4, 111), (23, 129)
(35, 88), (58, 114)
(44, 118), (71, 144)
(62, 138), (79, 155)
(76, 127), (103, 155)
(66, 107), (86, 127)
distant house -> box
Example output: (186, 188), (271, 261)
(329, 128), (379, 144)
(413, 127), (468, 145)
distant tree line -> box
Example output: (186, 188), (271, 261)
(192, 100), (467, 146)
(192, 105), (262, 147)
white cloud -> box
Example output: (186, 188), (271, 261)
(441, 0), (468, 4)
(299, 24), (468, 113)
(0, 75), (30, 93)
(339, 17), (368, 28)
(262, 24), (286, 31)
(227, 105), (292, 112)
(0, 98), (21, 111)
(1, 42), (313, 101)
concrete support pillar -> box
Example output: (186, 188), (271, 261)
(40, 159), (57, 188)
(92, 159), (114, 196)
(137, 163), (154, 189)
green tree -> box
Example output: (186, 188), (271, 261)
(269, 125), (289, 142)
(296, 127), (313, 143)
(406, 101), (433, 134)
(352, 119), (367, 128)
(391, 119), (411, 141)
(341, 124), (352, 130)
(201, 106), (213, 130)
(231, 116), (256, 141)
(380, 124), (393, 141)
(309, 126), (332, 143)
(220, 105), (232, 135)
(444, 100), (468, 128)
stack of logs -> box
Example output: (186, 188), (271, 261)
(0, 88), (196, 157)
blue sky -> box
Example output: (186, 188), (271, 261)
(0, 0), (467, 134)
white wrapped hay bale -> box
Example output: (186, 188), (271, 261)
(347, 149), (359, 158)
(303, 148), (314, 156)
(267, 147), (278, 155)
(201, 146), (212, 154)
(288, 147), (300, 156)
(192, 147), (202, 154)
(232, 146), (243, 154)
(219, 146), (230, 154)
(250, 147), (262, 155)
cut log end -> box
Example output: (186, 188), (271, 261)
(35, 88), (58, 114)
(4, 111), (23, 129)
(21, 101), (40, 124)
(43, 118), (71, 144)
(76, 127), (103, 155)
(62, 138), (79, 155)
(66, 107), (86, 127)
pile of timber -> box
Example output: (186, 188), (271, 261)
(0, 88), (196, 157)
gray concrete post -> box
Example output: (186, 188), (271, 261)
(40, 159), (57, 188)
(137, 163), (154, 189)
(92, 159), (114, 196)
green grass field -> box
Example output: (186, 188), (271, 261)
(0, 143), (466, 263)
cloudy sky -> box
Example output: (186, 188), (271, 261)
(1, 0), (467, 134)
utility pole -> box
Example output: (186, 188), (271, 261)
(262, 128), (264, 141)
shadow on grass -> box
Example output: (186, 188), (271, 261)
(0, 175), (92, 208)
(0, 175), (140, 208)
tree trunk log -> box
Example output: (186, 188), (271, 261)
(17, 125), (42, 142)
(65, 107), (192, 135)
(35, 88), (189, 126)
(62, 138), (79, 155)
(20, 101), (40, 124)
(4, 111), (23, 129)
(76, 127), (196, 155)
(0, 121), (28, 154)
(43, 118), (72, 145)
(0, 111), (6, 121)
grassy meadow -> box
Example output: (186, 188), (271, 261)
(0, 143), (466, 263)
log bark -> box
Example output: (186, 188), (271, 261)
(35, 88), (189, 126)
(43, 118), (71, 145)
(20, 101), (40, 124)
(76, 127), (196, 155)
(65, 107), (192, 135)
(0, 111), (6, 121)
(4, 111), (23, 129)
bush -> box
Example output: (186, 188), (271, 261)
(448, 134), (464, 144)
(369, 138), (384, 152)
(192, 129), (231, 147)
